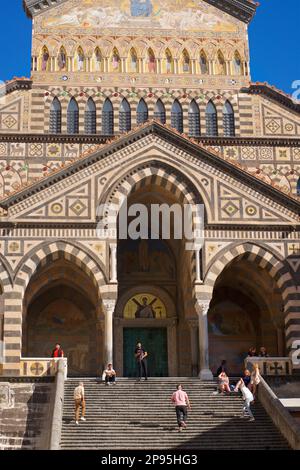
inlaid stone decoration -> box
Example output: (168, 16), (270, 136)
(0, 383), (15, 409)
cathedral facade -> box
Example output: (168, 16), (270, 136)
(0, 0), (299, 378)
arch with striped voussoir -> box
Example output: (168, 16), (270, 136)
(13, 241), (108, 300)
(204, 242), (295, 305)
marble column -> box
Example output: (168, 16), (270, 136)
(102, 299), (116, 366)
(195, 299), (213, 380)
(188, 319), (199, 377)
(110, 243), (117, 283)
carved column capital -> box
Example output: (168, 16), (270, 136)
(102, 299), (116, 316)
(195, 298), (211, 316)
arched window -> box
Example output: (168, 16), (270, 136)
(182, 49), (191, 73)
(171, 99), (183, 133)
(154, 99), (166, 124)
(130, 48), (138, 73)
(102, 98), (114, 135)
(223, 101), (235, 137)
(216, 50), (226, 75)
(57, 46), (67, 71)
(119, 98), (131, 133)
(49, 97), (61, 134)
(205, 101), (218, 137)
(112, 48), (121, 72)
(137, 98), (148, 125)
(233, 51), (243, 76)
(166, 49), (174, 74)
(67, 98), (79, 134)
(41, 46), (50, 72)
(85, 98), (96, 134)
(77, 47), (85, 72)
(297, 177), (300, 197)
(188, 100), (200, 137)
(199, 50), (208, 74)
(147, 49), (156, 73)
(94, 48), (103, 72)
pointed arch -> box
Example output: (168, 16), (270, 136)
(165, 48), (174, 74)
(182, 49), (191, 73)
(223, 100), (235, 137)
(67, 97), (79, 134)
(94, 47), (103, 72)
(102, 98), (114, 135)
(199, 50), (208, 74)
(85, 97), (96, 134)
(147, 48), (156, 73)
(188, 100), (200, 137)
(154, 99), (166, 124)
(49, 97), (62, 134)
(119, 98), (131, 133)
(137, 98), (149, 125)
(205, 101), (218, 137)
(129, 48), (138, 73)
(171, 99), (183, 133)
(216, 50), (226, 75)
(111, 47), (121, 72)
(40, 46), (50, 72)
(57, 46), (67, 71)
(233, 50), (243, 76)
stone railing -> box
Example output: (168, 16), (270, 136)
(244, 357), (292, 376)
(20, 358), (68, 379)
(258, 376), (300, 449)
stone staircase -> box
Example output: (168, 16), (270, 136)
(61, 378), (290, 450)
(0, 378), (54, 450)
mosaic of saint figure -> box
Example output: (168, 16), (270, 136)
(95, 49), (102, 71)
(112, 51), (120, 70)
(148, 51), (156, 73)
(58, 49), (67, 70)
(133, 296), (157, 318)
(41, 49), (50, 72)
(78, 50), (85, 71)
(131, 0), (153, 17)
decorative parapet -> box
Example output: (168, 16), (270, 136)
(244, 357), (293, 376)
(20, 357), (68, 379)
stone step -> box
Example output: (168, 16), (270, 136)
(61, 378), (289, 450)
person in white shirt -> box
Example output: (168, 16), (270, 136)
(235, 378), (255, 421)
(74, 382), (86, 425)
(102, 363), (117, 385)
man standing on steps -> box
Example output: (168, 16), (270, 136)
(74, 381), (87, 425)
(135, 342), (148, 381)
(171, 384), (191, 432)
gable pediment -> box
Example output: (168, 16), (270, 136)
(1, 122), (299, 226)
(24, 0), (257, 26)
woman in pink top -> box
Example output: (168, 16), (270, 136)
(171, 384), (191, 432)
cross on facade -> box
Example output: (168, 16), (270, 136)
(30, 362), (44, 376)
(270, 361), (283, 376)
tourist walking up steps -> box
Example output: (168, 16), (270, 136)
(171, 384), (191, 432)
(74, 382), (86, 425)
(251, 363), (261, 399)
(235, 378), (255, 421)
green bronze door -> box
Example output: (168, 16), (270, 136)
(123, 328), (168, 377)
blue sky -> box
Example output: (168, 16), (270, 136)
(0, 0), (299, 95)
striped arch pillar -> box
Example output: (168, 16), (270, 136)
(2, 286), (23, 376)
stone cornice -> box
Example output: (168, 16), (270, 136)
(0, 121), (299, 213)
(0, 133), (299, 148)
(0, 78), (32, 96)
(242, 84), (300, 115)
(23, 0), (257, 23)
